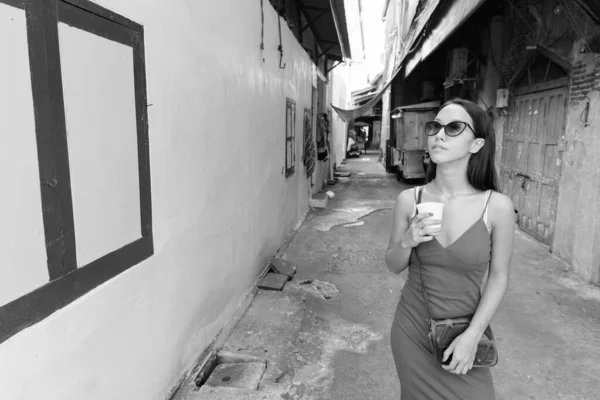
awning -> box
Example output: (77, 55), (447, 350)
(351, 86), (376, 97)
(391, 100), (441, 118)
(295, 0), (352, 61)
(332, 0), (442, 122)
(404, 0), (488, 77)
(350, 91), (377, 106)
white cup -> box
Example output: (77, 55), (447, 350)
(416, 202), (444, 229)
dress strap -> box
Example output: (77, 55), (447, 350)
(482, 190), (492, 227)
(411, 186), (423, 217)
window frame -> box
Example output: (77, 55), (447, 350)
(285, 98), (296, 177)
(0, 0), (152, 344)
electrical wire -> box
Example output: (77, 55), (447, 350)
(278, 13), (286, 69)
(558, 0), (593, 53)
(260, 0), (265, 63)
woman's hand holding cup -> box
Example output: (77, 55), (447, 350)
(401, 202), (444, 248)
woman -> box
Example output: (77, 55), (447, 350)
(385, 98), (515, 399)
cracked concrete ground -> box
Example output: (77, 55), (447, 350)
(185, 151), (600, 399)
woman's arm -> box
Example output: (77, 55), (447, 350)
(385, 189), (440, 274)
(466, 192), (514, 336)
(442, 191), (515, 374)
(385, 190), (414, 274)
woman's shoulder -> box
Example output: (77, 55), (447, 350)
(395, 186), (421, 214)
(396, 186), (421, 203)
(488, 190), (515, 222)
(488, 190), (513, 207)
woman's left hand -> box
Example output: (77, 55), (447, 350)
(441, 329), (481, 375)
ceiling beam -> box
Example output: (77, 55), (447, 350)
(303, 5), (331, 12)
(317, 43), (337, 59)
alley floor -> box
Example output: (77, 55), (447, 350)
(188, 151), (600, 400)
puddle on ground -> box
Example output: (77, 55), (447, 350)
(310, 200), (395, 232)
(311, 207), (376, 231)
(342, 221), (365, 228)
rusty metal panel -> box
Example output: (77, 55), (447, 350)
(400, 110), (435, 151)
(394, 118), (404, 149)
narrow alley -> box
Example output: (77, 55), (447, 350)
(4, 1), (600, 399)
(181, 153), (600, 400)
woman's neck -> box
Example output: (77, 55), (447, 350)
(430, 160), (476, 197)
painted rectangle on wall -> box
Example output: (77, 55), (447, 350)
(58, 23), (142, 268)
(0, 3), (49, 307)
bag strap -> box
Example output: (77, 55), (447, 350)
(414, 186), (434, 324)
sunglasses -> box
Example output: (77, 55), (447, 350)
(424, 120), (475, 137)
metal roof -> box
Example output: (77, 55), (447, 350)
(297, 0), (352, 60)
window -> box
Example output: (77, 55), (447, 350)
(0, 0), (152, 344)
(285, 98), (296, 177)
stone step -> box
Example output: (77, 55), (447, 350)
(203, 361), (266, 390)
(334, 171), (351, 177)
(258, 273), (288, 291)
(269, 258), (296, 280)
(309, 193), (328, 208)
(192, 386), (283, 400)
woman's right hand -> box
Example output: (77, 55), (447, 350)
(400, 213), (442, 248)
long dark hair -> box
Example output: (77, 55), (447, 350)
(425, 98), (499, 191)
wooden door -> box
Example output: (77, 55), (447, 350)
(500, 85), (567, 245)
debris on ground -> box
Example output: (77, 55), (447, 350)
(297, 279), (339, 300)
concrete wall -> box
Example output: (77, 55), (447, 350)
(0, 0), (332, 399)
(312, 58), (330, 193)
(329, 63), (350, 169)
(477, 38), (505, 176)
(554, 53), (600, 284)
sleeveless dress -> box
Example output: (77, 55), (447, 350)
(391, 187), (496, 400)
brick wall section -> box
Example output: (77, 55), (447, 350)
(595, 54), (600, 91)
(569, 57), (596, 104)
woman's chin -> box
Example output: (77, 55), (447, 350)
(429, 154), (447, 164)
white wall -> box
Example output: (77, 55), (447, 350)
(0, 1), (316, 399)
(0, 4), (48, 307)
(59, 22), (143, 267)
